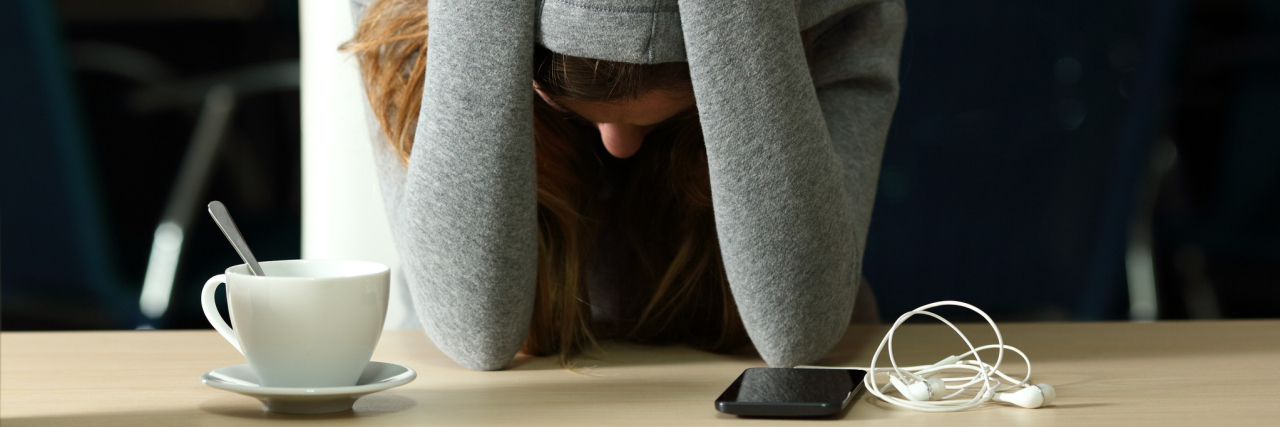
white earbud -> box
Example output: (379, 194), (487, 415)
(992, 384), (1056, 408)
(889, 375), (947, 401)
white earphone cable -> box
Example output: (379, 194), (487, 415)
(797, 300), (1049, 412)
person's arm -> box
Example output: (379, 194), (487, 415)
(677, 0), (904, 367)
(811, 1), (906, 300)
(358, 0), (540, 371)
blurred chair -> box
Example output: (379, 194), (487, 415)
(129, 60), (299, 322)
(1077, 0), (1185, 321)
(0, 0), (140, 329)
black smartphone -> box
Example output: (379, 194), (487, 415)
(714, 368), (867, 418)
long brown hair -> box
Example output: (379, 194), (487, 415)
(344, 0), (745, 365)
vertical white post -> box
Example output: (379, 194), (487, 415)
(299, 0), (413, 329)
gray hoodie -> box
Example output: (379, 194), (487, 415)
(353, 0), (905, 370)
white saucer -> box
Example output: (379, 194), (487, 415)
(201, 361), (417, 414)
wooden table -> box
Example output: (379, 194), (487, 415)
(3, 321), (1279, 426)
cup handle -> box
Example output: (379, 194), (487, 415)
(201, 274), (242, 354)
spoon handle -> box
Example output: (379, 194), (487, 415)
(207, 201), (266, 276)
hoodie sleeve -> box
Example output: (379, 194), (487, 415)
(812, 1), (905, 278)
(677, 0), (904, 367)
(366, 0), (539, 371)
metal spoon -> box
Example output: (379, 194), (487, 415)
(207, 201), (266, 276)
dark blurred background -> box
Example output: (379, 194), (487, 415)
(2, 0), (301, 330)
(2, 0), (1278, 331)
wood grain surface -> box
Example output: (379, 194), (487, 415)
(3, 321), (1279, 426)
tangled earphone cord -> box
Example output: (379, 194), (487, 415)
(798, 300), (1053, 412)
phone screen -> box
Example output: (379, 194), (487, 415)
(715, 368), (867, 417)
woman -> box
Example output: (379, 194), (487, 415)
(346, 0), (905, 370)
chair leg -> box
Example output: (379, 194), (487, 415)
(139, 85), (237, 322)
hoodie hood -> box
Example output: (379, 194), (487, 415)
(536, 0), (862, 64)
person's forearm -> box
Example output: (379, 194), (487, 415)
(395, 0), (539, 371)
(813, 0), (906, 286)
(679, 0), (859, 367)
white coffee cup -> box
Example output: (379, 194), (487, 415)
(201, 259), (390, 388)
